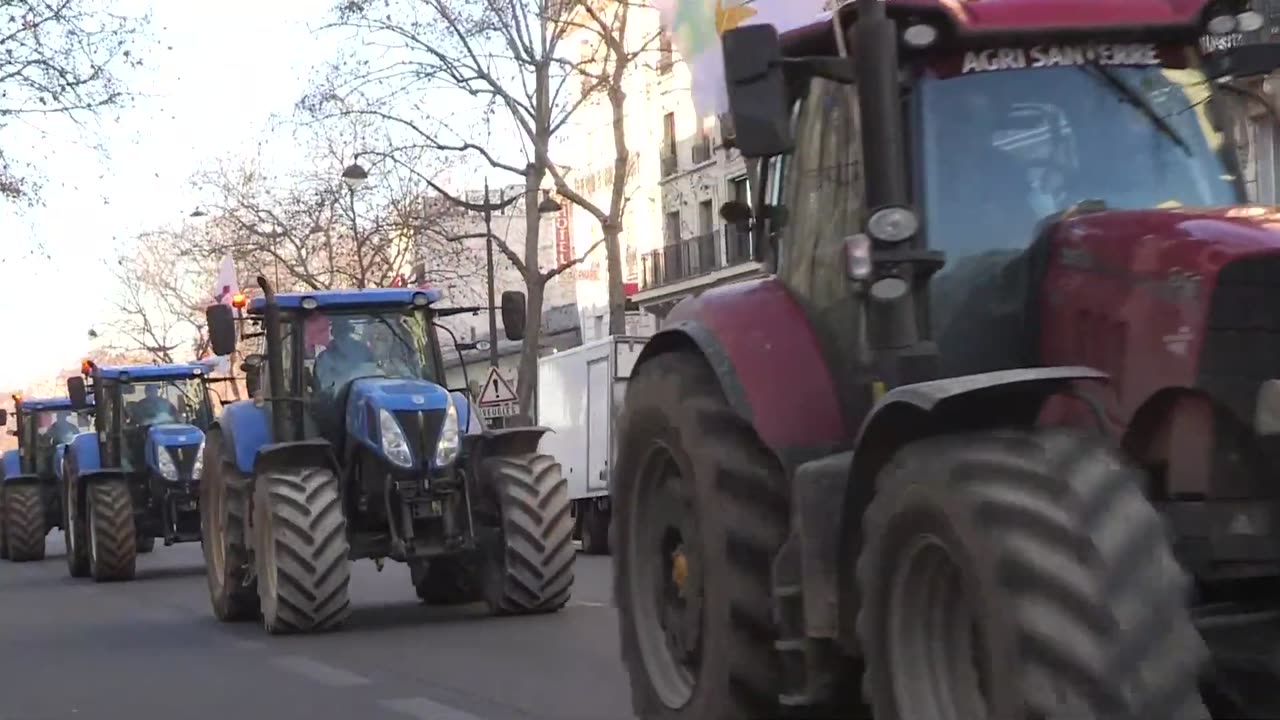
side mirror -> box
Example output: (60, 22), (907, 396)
(240, 353), (264, 396)
(501, 290), (527, 341)
(206, 304), (238, 357)
(67, 376), (88, 409)
(722, 24), (793, 158)
(0, 409), (7, 426)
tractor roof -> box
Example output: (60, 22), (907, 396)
(17, 397), (77, 411)
(782, 0), (1214, 54)
(95, 364), (208, 381)
(247, 287), (444, 314)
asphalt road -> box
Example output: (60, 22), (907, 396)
(0, 537), (631, 720)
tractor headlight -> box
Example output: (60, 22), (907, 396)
(191, 441), (205, 480)
(433, 401), (461, 468)
(379, 408), (414, 468)
(157, 449), (178, 482)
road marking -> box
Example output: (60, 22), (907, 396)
(570, 600), (609, 608)
(271, 655), (371, 687)
(380, 697), (489, 720)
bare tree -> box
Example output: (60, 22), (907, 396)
(186, 131), (482, 293)
(306, 0), (656, 413)
(0, 0), (149, 204)
(106, 229), (212, 364)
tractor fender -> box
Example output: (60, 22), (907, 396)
(68, 432), (103, 474)
(632, 276), (849, 470)
(218, 400), (272, 476)
(2, 472), (40, 487)
(1, 449), (18, 479)
(796, 366), (1108, 651)
(464, 426), (551, 460)
(251, 440), (341, 480)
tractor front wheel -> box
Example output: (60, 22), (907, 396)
(200, 429), (258, 622)
(856, 428), (1208, 720)
(253, 465), (350, 634)
(86, 479), (137, 582)
(477, 453), (575, 615)
(613, 351), (789, 720)
(5, 484), (46, 562)
(62, 463), (88, 578)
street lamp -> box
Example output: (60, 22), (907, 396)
(341, 162), (368, 279)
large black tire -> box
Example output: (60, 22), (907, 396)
(478, 453), (575, 614)
(5, 484), (46, 561)
(856, 428), (1208, 720)
(200, 429), (258, 622)
(0, 487), (10, 560)
(86, 479), (137, 582)
(253, 465), (350, 634)
(62, 462), (88, 578)
(136, 535), (155, 553)
(613, 352), (789, 720)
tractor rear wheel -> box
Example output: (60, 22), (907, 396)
(5, 484), (46, 561)
(478, 453), (575, 615)
(856, 428), (1208, 720)
(253, 465), (350, 634)
(613, 351), (789, 720)
(63, 463), (88, 578)
(200, 429), (258, 622)
(86, 479), (137, 582)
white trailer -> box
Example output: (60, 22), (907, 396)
(536, 335), (647, 555)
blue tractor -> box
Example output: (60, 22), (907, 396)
(202, 278), (574, 634)
(0, 395), (95, 561)
(62, 361), (215, 581)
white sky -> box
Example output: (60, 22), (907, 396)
(0, 0), (339, 388)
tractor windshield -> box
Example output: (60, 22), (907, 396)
(304, 309), (438, 400)
(120, 379), (210, 429)
(918, 52), (1242, 258)
(32, 410), (92, 446)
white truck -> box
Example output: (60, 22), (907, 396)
(536, 335), (647, 555)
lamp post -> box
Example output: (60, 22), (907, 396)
(341, 162), (369, 283)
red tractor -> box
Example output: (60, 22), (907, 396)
(611, 0), (1280, 718)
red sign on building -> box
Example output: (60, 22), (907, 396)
(554, 200), (573, 266)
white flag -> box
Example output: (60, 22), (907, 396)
(212, 254), (238, 307)
(653, 0), (830, 120)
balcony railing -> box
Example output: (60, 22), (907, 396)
(692, 134), (712, 164)
(640, 227), (757, 290)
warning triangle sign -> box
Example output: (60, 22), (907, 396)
(477, 366), (518, 406)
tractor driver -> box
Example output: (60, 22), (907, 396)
(46, 411), (79, 443)
(313, 316), (375, 396)
(131, 385), (179, 426)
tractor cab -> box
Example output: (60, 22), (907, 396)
(2, 396), (92, 479)
(722, 0), (1276, 389)
(208, 285), (527, 466)
(69, 362), (213, 480)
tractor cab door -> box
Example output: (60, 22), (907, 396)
(773, 75), (874, 425)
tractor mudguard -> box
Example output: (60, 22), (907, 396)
(252, 440), (341, 479)
(781, 366), (1108, 650)
(633, 276), (848, 470)
(218, 400), (272, 476)
(76, 469), (129, 486)
(1, 449), (19, 479)
(463, 426), (550, 459)
(68, 433), (102, 473)
(2, 473), (40, 487)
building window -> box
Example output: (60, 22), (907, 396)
(692, 121), (712, 164)
(661, 112), (677, 177)
(665, 210), (681, 243)
(659, 33), (673, 74)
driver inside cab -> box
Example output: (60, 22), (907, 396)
(313, 316), (375, 396)
(46, 411), (79, 444)
(131, 385), (179, 426)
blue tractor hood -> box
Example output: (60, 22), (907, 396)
(345, 377), (455, 467)
(144, 423), (205, 478)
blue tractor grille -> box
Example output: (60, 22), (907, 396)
(393, 410), (448, 466)
(168, 444), (202, 477)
